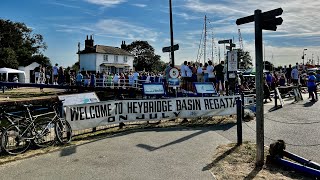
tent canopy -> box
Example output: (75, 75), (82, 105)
(243, 68), (269, 75)
(0, 67), (26, 82)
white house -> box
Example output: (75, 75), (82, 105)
(79, 35), (134, 74)
(18, 62), (40, 83)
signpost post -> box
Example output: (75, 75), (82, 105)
(236, 7), (283, 166)
(218, 39), (236, 95)
(169, 0), (175, 67)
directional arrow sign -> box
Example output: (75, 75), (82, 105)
(218, 39), (231, 44)
(226, 44), (236, 50)
(262, 17), (283, 31)
(162, 44), (179, 53)
(262, 8), (283, 19)
(236, 15), (254, 25)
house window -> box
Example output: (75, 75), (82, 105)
(103, 55), (108, 62)
(114, 55), (118, 62)
(123, 56), (128, 63)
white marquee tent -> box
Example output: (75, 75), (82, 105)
(0, 67), (26, 83)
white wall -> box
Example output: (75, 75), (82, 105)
(18, 62), (39, 83)
(96, 53), (134, 71)
(80, 54), (96, 71)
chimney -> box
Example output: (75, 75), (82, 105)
(121, 41), (126, 49)
(85, 35), (94, 51)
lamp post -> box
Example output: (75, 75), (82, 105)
(302, 48), (307, 65)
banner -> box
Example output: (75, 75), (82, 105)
(58, 92), (100, 106)
(65, 96), (240, 130)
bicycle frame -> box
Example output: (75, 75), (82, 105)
(13, 106), (56, 141)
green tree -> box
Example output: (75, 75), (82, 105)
(237, 49), (253, 69)
(0, 48), (18, 68)
(124, 41), (164, 72)
(71, 61), (80, 72)
(264, 61), (274, 71)
(0, 19), (49, 68)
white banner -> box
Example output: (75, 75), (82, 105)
(58, 92), (100, 106)
(65, 96), (240, 130)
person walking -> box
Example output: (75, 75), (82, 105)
(307, 72), (318, 102)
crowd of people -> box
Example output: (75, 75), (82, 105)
(11, 60), (319, 101)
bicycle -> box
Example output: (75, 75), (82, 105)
(0, 105), (27, 153)
(1, 103), (72, 155)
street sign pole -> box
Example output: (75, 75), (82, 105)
(169, 0), (175, 67)
(254, 9), (264, 166)
(236, 7), (283, 167)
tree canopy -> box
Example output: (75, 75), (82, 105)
(0, 19), (50, 69)
(236, 48), (253, 69)
(124, 41), (165, 72)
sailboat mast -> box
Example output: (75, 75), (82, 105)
(204, 15), (207, 64)
(212, 31), (214, 63)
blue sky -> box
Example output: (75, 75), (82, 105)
(1, 0), (319, 67)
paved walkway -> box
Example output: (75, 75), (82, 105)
(0, 127), (234, 180)
(0, 92), (319, 179)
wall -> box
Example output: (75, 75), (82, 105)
(80, 54), (96, 71)
(18, 62), (39, 83)
(96, 53), (134, 72)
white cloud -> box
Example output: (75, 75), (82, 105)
(84, 0), (127, 7)
(95, 19), (159, 42)
(55, 19), (160, 43)
(47, 1), (82, 9)
(161, 0), (320, 67)
(131, 3), (147, 8)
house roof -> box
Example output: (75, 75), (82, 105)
(79, 45), (133, 56)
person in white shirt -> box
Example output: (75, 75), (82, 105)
(197, 63), (204, 82)
(207, 61), (216, 86)
(186, 62), (193, 92)
(180, 61), (188, 90)
(291, 64), (299, 85)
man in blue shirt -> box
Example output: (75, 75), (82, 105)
(76, 71), (83, 86)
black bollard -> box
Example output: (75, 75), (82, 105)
(241, 93), (245, 120)
(236, 99), (242, 145)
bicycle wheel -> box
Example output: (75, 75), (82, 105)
(0, 127), (4, 153)
(32, 118), (56, 148)
(55, 118), (72, 144)
(1, 124), (32, 155)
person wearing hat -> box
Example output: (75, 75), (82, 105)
(307, 71), (318, 102)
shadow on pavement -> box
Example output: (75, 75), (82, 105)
(244, 166), (262, 180)
(136, 130), (207, 151)
(268, 106), (282, 112)
(303, 101), (316, 107)
(57, 123), (236, 157)
(202, 144), (239, 171)
(60, 146), (77, 157)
